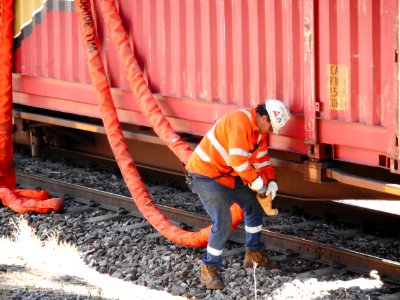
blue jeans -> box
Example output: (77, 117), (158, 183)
(188, 173), (264, 267)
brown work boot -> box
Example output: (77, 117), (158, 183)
(243, 248), (280, 269)
(200, 264), (225, 289)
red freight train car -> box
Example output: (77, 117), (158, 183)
(11, 0), (400, 198)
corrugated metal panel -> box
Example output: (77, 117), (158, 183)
(13, 0), (305, 121)
(13, 5), (91, 84)
(14, 0), (303, 108)
(317, 0), (394, 126)
(316, 0), (398, 164)
(12, 0), (397, 115)
(103, 1), (304, 110)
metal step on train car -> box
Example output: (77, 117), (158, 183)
(11, 0), (400, 202)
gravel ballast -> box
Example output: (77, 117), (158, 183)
(1, 147), (399, 299)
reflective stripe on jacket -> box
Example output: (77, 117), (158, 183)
(186, 108), (275, 188)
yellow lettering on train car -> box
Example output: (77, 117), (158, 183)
(327, 64), (349, 110)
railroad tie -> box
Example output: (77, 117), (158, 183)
(145, 232), (163, 239)
(87, 213), (125, 223)
(114, 222), (151, 232)
(222, 247), (246, 257)
(333, 228), (362, 238)
(295, 266), (337, 280)
(378, 292), (400, 300)
(64, 205), (96, 215)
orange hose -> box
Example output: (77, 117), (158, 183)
(0, 0), (64, 214)
(98, 0), (193, 165)
(0, 0), (15, 190)
(0, 188), (64, 214)
(74, 0), (244, 247)
(97, 0), (246, 241)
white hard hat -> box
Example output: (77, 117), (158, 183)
(265, 99), (290, 134)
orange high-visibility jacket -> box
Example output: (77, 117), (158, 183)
(186, 108), (276, 188)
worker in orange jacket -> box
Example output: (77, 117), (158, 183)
(186, 99), (290, 289)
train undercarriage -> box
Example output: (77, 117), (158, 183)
(13, 104), (400, 204)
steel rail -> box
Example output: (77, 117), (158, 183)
(15, 172), (400, 284)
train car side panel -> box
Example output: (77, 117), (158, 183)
(11, 0), (400, 172)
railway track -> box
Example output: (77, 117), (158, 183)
(15, 173), (400, 287)
(3, 147), (399, 298)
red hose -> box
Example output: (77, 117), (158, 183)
(98, 0), (193, 165)
(74, 0), (244, 247)
(0, 188), (64, 214)
(0, 0), (16, 190)
(97, 0), (246, 240)
(0, 0), (64, 214)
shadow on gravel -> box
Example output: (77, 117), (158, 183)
(0, 264), (26, 273)
(0, 285), (111, 300)
(52, 274), (90, 286)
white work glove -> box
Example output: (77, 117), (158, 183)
(248, 176), (265, 193)
(266, 181), (278, 200)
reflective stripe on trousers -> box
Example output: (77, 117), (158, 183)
(188, 173), (264, 267)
